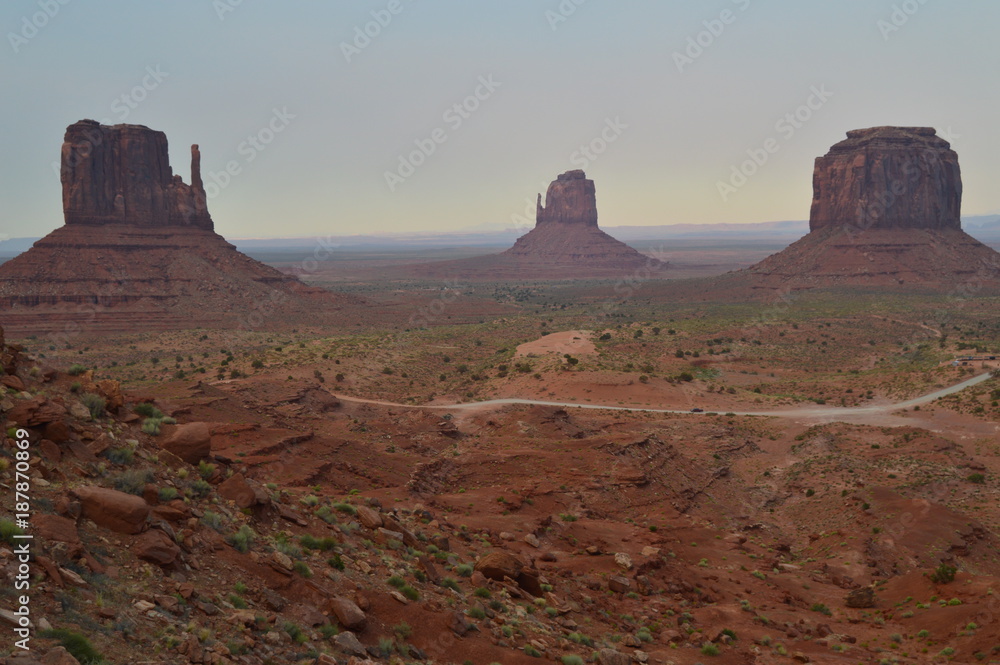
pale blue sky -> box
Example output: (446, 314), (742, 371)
(2, 1), (998, 239)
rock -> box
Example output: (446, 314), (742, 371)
(474, 551), (524, 582)
(640, 546), (660, 557)
(285, 603), (327, 627)
(810, 127), (961, 232)
(792, 652), (811, 663)
(7, 397), (66, 428)
(614, 552), (633, 570)
(0, 120), (338, 333)
(217, 473), (258, 508)
(271, 551), (293, 571)
(61, 120), (212, 229)
(596, 648), (632, 665)
(72, 486), (149, 534)
(355, 505), (382, 529)
(501, 170), (648, 269)
(134, 529), (181, 566)
(845, 586), (876, 609)
(41, 648), (82, 665)
(68, 401), (91, 421)
(0, 375), (25, 391)
(133, 600), (156, 612)
(536, 169), (598, 226)
(160, 422), (211, 464)
(34, 514), (81, 546)
(333, 631), (367, 657)
(608, 576), (632, 594)
(450, 611), (474, 636)
(329, 597), (367, 631)
(524, 533), (540, 548)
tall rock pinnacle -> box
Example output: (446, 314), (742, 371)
(60, 119), (213, 229)
(535, 170), (599, 227)
(809, 126), (962, 232)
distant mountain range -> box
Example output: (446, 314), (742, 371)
(3, 216), (999, 257)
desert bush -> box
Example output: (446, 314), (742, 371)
(104, 447), (134, 465)
(0, 519), (25, 545)
(158, 487), (179, 502)
(67, 364), (87, 376)
(81, 393), (106, 419)
(226, 525), (256, 553)
(200, 511), (224, 532)
(39, 629), (104, 664)
(133, 402), (162, 418)
(111, 469), (154, 496)
(931, 563), (957, 584)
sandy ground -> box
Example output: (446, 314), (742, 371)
(514, 329), (596, 358)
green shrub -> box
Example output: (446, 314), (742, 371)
(332, 502), (357, 516)
(967, 473), (986, 484)
(931, 563), (957, 584)
(455, 563), (473, 577)
(39, 629), (104, 664)
(810, 603), (832, 616)
(141, 418), (162, 435)
(524, 644), (541, 657)
(300, 494), (319, 507)
(134, 402), (162, 418)
(0, 519), (25, 545)
(282, 621), (307, 644)
(111, 469), (154, 496)
(468, 606), (486, 619)
(104, 447), (134, 465)
(227, 593), (247, 609)
(197, 460), (216, 479)
(226, 525), (256, 553)
(441, 577), (460, 591)
(473, 587), (491, 598)
(393, 622), (412, 639)
(401, 585), (419, 601)
(189, 479), (211, 498)
(292, 561), (313, 578)
(561, 656), (584, 665)
(701, 642), (721, 656)
(327, 554), (345, 570)
(158, 487), (179, 502)
(67, 364), (87, 376)
(200, 511), (224, 532)
(80, 393), (106, 419)
(320, 623), (339, 638)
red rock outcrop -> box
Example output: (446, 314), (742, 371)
(535, 169), (598, 226)
(0, 120), (347, 335)
(61, 120), (212, 228)
(695, 127), (1000, 298)
(809, 126), (962, 232)
(408, 170), (654, 280)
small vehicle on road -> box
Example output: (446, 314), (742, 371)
(690, 407), (704, 413)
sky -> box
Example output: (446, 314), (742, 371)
(1, 1), (998, 241)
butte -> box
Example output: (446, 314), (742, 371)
(696, 126), (1000, 299)
(410, 170), (653, 280)
(0, 120), (345, 336)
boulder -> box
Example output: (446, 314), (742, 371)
(597, 649), (632, 665)
(333, 631), (367, 657)
(355, 505), (382, 529)
(160, 422), (211, 464)
(134, 529), (180, 566)
(474, 551), (524, 582)
(329, 597), (367, 631)
(845, 586), (876, 609)
(34, 514), (81, 546)
(72, 486), (149, 534)
(218, 473), (257, 508)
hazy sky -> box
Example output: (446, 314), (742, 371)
(2, 1), (998, 240)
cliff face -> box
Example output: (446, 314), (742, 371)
(61, 120), (212, 229)
(0, 120), (343, 334)
(809, 126), (961, 232)
(535, 169), (599, 227)
(699, 126), (1000, 299)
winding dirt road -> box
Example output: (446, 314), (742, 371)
(334, 371), (994, 421)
